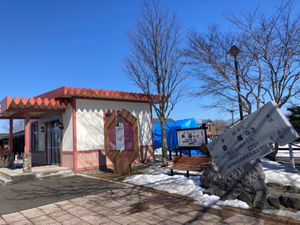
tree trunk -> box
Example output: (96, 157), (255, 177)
(160, 120), (169, 166)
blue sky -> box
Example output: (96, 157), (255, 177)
(0, 0), (296, 131)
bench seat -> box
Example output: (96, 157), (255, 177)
(167, 155), (212, 177)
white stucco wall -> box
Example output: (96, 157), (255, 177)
(62, 106), (73, 151)
(76, 99), (152, 151)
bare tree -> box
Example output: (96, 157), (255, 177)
(124, 1), (186, 166)
(187, 1), (300, 118)
(228, 1), (300, 108)
(213, 119), (227, 135)
(187, 26), (258, 116)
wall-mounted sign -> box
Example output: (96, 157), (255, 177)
(109, 123), (134, 151)
(177, 128), (206, 147)
(208, 101), (299, 176)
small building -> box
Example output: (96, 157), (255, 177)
(197, 119), (217, 140)
(0, 87), (157, 172)
(0, 130), (24, 155)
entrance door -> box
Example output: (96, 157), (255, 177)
(47, 121), (61, 165)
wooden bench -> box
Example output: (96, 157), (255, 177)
(168, 155), (212, 177)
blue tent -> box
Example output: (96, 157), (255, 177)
(153, 118), (205, 156)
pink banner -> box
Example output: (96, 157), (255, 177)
(124, 124), (134, 151)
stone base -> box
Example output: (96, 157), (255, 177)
(22, 153), (32, 173)
(201, 159), (270, 209)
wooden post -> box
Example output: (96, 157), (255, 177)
(23, 112), (32, 173)
(24, 113), (30, 154)
(289, 144), (295, 168)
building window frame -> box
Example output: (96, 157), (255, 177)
(31, 121), (39, 151)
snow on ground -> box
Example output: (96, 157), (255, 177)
(261, 159), (300, 188)
(124, 164), (249, 209)
(125, 158), (300, 218)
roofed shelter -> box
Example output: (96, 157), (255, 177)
(0, 87), (158, 172)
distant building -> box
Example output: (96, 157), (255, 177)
(197, 119), (217, 140)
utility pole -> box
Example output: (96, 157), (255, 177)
(229, 45), (243, 121)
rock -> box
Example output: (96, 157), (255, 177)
(267, 196), (281, 209)
(201, 159), (269, 208)
(279, 195), (300, 210)
(253, 191), (268, 209)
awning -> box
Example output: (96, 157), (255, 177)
(0, 97), (69, 119)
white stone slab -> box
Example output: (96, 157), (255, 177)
(208, 101), (299, 176)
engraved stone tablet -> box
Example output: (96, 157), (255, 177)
(208, 101), (299, 176)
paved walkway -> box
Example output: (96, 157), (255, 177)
(0, 176), (299, 225)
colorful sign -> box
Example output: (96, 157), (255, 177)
(208, 101), (299, 176)
(177, 128), (206, 147)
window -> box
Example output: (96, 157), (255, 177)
(31, 122), (39, 151)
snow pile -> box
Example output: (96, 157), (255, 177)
(125, 159), (300, 217)
(263, 209), (300, 221)
(124, 164), (249, 209)
(261, 159), (300, 188)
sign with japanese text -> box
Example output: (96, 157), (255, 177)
(177, 128), (206, 147)
(109, 123), (134, 151)
(208, 101), (299, 176)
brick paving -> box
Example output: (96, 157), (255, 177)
(0, 176), (299, 224)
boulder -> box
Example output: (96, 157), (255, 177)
(201, 159), (269, 208)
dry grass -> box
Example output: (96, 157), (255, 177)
(81, 163), (153, 182)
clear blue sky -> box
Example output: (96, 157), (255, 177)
(0, 0), (296, 131)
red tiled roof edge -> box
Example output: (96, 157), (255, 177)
(0, 96), (69, 113)
(0, 96), (12, 113)
(35, 86), (160, 102)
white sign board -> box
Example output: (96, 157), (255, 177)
(177, 128), (206, 147)
(208, 101), (299, 176)
(116, 123), (125, 151)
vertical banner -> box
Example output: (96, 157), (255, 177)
(116, 123), (125, 151)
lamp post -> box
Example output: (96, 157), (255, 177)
(229, 45), (243, 121)
(228, 109), (235, 126)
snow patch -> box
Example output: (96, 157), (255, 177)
(261, 159), (300, 188)
(124, 165), (249, 209)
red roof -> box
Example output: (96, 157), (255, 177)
(0, 87), (159, 118)
(36, 87), (159, 102)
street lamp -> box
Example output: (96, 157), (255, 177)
(227, 109), (235, 126)
(229, 45), (243, 121)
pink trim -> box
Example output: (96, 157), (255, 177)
(77, 149), (102, 154)
(76, 165), (100, 171)
(60, 115), (64, 167)
(24, 112), (30, 154)
(62, 151), (74, 155)
(72, 98), (78, 172)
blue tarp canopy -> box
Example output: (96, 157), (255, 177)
(153, 118), (205, 156)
